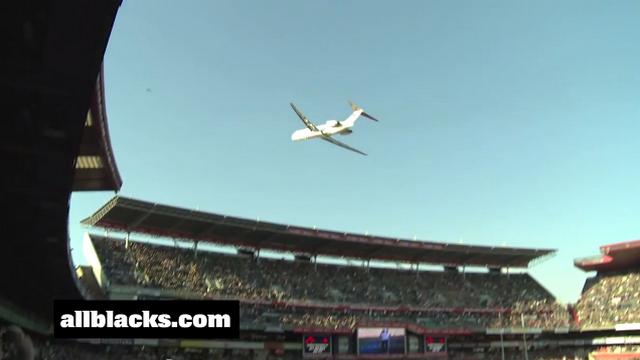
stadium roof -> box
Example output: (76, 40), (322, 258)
(73, 66), (122, 191)
(574, 240), (640, 272)
(82, 196), (554, 268)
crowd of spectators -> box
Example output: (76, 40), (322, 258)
(451, 346), (640, 360)
(36, 344), (296, 360)
(241, 303), (562, 330)
(454, 347), (592, 360)
(0, 323), (291, 360)
(595, 345), (640, 353)
(576, 270), (640, 329)
(91, 237), (571, 330)
(36, 343), (213, 360)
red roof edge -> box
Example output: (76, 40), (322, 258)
(600, 239), (640, 255)
(574, 255), (613, 271)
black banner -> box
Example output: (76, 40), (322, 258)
(54, 300), (239, 339)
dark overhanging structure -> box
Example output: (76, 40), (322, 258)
(82, 196), (555, 268)
(0, 0), (122, 332)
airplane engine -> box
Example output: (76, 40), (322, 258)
(340, 128), (353, 135)
(325, 120), (340, 127)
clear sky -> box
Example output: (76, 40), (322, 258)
(69, 0), (640, 304)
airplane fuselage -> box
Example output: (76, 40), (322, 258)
(291, 119), (355, 141)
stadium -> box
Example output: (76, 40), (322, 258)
(72, 198), (640, 359)
(2, 1), (640, 359)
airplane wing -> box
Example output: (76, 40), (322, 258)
(290, 103), (319, 132)
(321, 136), (367, 156)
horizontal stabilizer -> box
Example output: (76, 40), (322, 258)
(348, 100), (379, 121)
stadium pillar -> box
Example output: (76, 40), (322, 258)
(499, 312), (505, 360)
(521, 314), (529, 360)
(194, 241), (199, 257)
(125, 232), (129, 249)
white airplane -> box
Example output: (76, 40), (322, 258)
(290, 101), (378, 156)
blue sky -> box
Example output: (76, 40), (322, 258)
(70, 0), (640, 303)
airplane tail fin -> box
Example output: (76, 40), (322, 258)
(349, 100), (379, 121)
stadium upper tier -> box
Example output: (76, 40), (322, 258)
(82, 196), (554, 268)
(86, 235), (572, 331)
(575, 239), (640, 272)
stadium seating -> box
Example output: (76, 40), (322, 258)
(469, 347), (591, 360)
(576, 270), (640, 328)
(89, 237), (571, 330)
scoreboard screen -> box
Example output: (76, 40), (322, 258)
(357, 327), (405, 354)
(303, 334), (331, 355)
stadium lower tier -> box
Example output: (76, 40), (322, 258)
(35, 343), (640, 360)
(5, 335), (640, 360)
(87, 235), (571, 331)
(4, 309), (640, 360)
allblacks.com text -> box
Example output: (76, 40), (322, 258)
(54, 300), (240, 339)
